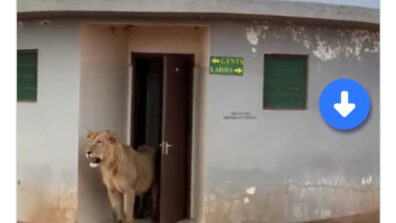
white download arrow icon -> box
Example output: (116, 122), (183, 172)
(333, 91), (356, 118)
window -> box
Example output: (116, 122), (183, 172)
(263, 54), (308, 109)
(17, 50), (38, 102)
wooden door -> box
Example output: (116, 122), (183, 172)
(159, 54), (193, 223)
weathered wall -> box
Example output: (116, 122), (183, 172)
(17, 21), (81, 223)
(203, 20), (379, 222)
(78, 25), (130, 223)
(17, 17), (379, 223)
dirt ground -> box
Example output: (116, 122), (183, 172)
(18, 211), (380, 223)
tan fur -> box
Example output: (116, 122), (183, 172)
(85, 130), (155, 223)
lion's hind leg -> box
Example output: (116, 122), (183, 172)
(134, 194), (146, 219)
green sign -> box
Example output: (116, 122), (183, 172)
(209, 56), (244, 75)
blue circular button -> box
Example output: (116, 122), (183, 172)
(319, 78), (371, 130)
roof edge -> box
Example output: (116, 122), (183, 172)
(17, 1), (379, 25)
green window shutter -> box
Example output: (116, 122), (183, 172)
(263, 55), (307, 109)
(17, 50), (38, 102)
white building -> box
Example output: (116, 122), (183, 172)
(17, 1), (379, 223)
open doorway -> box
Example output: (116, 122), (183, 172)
(131, 53), (194, 223)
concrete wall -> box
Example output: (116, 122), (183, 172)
(78, 25), (129, 223)
(203, 20), (379, 222)
(17, 17), (379, 223)
(17, 21), (81, 223)
(129, 25), (207, 65)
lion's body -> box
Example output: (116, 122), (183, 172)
(85, 131), (156, 223)
(100, 144), (155, 195)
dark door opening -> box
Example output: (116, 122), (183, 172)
(131, 53), (193, 223)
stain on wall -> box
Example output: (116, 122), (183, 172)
(26, 187), (77, 223)
(205, 175), (378, 223)
(246, 21), (379, 61)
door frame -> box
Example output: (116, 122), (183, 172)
(128, 52), (195, 221)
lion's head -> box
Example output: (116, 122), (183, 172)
(85, 130), (118, 168)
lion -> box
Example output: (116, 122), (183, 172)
(85, 130), (156, 223)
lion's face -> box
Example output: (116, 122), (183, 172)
(85, 130), (117, 168)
